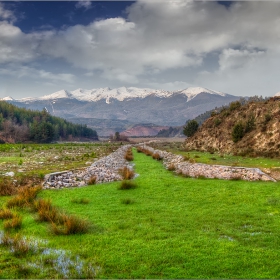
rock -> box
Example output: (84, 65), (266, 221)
(4, 171), (15, 177)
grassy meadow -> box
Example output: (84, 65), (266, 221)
(1, 146), (280, 278)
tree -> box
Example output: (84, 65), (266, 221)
(232, 122), (245, 143)
(183, 120), (199, 137)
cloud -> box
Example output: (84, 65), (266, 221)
(75, 1), (92, 10)
(1, 1), (280, 95)
(0, 65), (75, 83)
(0, 3), (16, 23)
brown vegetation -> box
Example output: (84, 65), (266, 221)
(184, 98), (280, 157)
(119, 166), (135, 180)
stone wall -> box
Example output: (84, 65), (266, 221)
(137, 144), (276, 182)
(43, 145), (134, 189)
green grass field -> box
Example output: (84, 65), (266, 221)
(1, 149), (280, 278)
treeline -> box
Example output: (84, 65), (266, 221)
(0, 101), (98, 143)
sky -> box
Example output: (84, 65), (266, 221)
(0, 0), (280, 99)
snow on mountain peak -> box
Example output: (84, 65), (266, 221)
(274, 91), (280, 97)
(1, 96), (14, 101)
(178, 87), (226, 101)
(9, 86), (227, 103)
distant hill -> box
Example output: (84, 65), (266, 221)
(3, 86), (240, 136)
(0, 101), (98, 143)
(184, 97), (280, 157)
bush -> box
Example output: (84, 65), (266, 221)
(183, 120), (199, 137)
(118, 181), (137, 190)
(214, 118), (222, 127)
(232, 122), (245, 143)
(229, 101), (241, 111)
(245, 114), (256, 133)
(264, 113), (272, 124)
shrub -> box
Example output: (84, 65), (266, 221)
(264, 113), (272, 124)
(118, 180), (137, 190)
(229, 101), (241, 111)
(183, 120), (199, 137)
(0, 208), (14, 219)
(214, 118), (222, 127)
(232, 122), (245, 143)
(4, 214), (22, 231)
(245, 114), (255, 132)
(119, 166), (134, 180)
(88, 176), (96, 185)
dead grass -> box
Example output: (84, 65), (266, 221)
(152, 152), (162, 160)
(119, 166), (135, 180)
(118, 180), (137, 190)
(3, 214), (22, 231)
(34, 199), (61, 223)
(0, 208), (15, 219)
(87, 176), (97, 185)
(51, 214), (90, 235)
(167, 163), (176, 171)
(124, 148), (134, 161)
(6, 186), (41, 208)
(0, 178), (17, 196)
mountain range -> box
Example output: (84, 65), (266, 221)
(3, 87), (241, 136)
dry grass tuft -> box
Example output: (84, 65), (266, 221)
(0, 208), (15, 219)
(119, 166), (135, 180)
(34, 199), (61, 223)
(118, 180), (137, 190)
(152, 153), (162, 160)
(3, 214), (22, 231)
(167, 163), (176, 171)
(124, 149), (134, 161)
(0, 178), (17, 196)
(7, 186), (42, 208)
(88, 176), (97, 185)
(51, 214), (90, 235)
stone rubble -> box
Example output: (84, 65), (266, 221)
(43, 145), (133, 189)
(136, 144), (276, 182)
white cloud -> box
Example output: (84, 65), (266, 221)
(0, 65), (75, 83)
(0, 3), (16, 23)
(75, 1), (92, 10)
(1, 1), (280, 95)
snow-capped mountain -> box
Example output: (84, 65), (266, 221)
(3, 86), (240, 136)
(274, 91), (280, 97)
(2, 86), (226, 104)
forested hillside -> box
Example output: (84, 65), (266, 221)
(0, 101), (98, 143)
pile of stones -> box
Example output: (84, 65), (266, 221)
(43, 145), (134, 189)
(136, 144), (276, 182)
